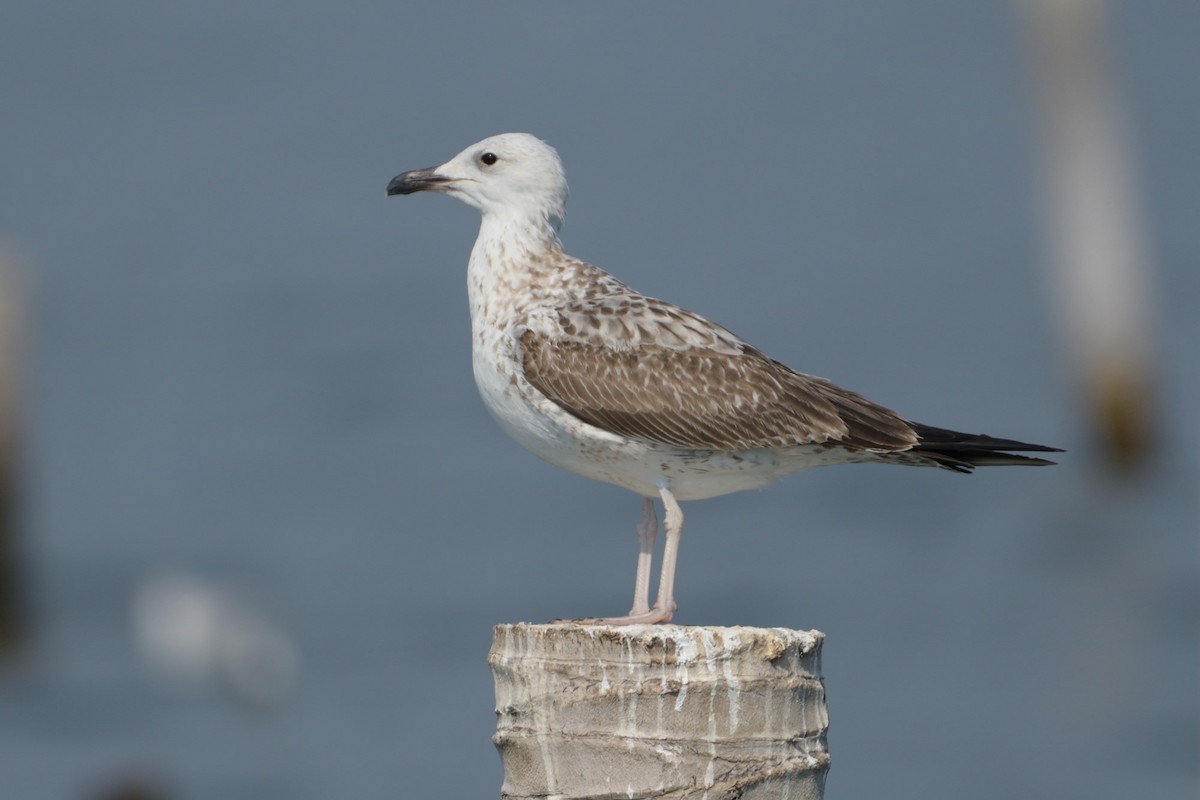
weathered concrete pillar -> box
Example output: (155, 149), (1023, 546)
(489, 623), (828, 800)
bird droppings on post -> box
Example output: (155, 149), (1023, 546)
(489, 623), (828, 800)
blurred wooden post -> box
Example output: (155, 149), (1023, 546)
(0, 255), (23, 657)
(489, 623), (828, 800)
(1021, 0), (1159, 468)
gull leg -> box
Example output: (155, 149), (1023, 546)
(648, 487), (683, 622)
(566, 489), (682, 626)
(628, 497), (658, 617)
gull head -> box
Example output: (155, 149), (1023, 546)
(388, 133), (568, 232)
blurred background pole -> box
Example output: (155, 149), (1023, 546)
(490, 623), (829, 800)
(1021, 0), (1160, 471)
(0, 248), (25, 658)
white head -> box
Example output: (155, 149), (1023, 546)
(388, 133), (569, 234)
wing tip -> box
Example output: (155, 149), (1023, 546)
(909, 422), (1063, 472)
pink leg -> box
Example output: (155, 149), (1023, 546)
(649, 487), (683, 620)
(572, 488), (683, 626)
(628, 497), (658, 616)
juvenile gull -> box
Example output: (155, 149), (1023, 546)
(387, 133), (1060, 625)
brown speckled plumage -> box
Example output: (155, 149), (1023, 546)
(388, 132), (1061, 624)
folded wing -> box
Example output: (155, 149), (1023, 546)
(520, 329), (919, 454)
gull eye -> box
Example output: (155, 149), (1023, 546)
(480, 152), (498, 166)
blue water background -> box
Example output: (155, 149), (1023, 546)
(1, 4), (1196, 798)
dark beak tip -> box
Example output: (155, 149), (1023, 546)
(386, 174), (412, 197)
(387, 166), (447, 198)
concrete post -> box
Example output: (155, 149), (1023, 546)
(489, 623), (828, 800)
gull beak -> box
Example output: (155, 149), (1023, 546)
(387, 166), (453, 196)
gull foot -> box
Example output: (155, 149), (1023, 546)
(554, 606), (675, 626)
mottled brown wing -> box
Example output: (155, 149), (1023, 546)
(520, 331), (918, 452)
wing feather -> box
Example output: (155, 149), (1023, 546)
(520, 330), (918, 453)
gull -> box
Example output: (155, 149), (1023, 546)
(387, 133), (1060, 625)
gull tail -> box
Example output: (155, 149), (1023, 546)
(908, 423), (1063, 474)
